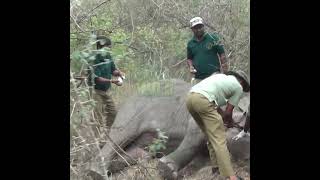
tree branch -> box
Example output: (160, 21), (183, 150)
(70, 15), (85, 32)
(171, 58), (187, 68)
(78, 0), (111, 24)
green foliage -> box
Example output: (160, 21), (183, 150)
(91, 15), (113, 29)
(137, 80), (174, 96)
(148, 129), (168, 157)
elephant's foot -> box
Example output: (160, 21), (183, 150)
(158, 157), (178, 180)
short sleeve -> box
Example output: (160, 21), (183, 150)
(187, 44), (193, 59)
(94, 65), (102, 78)
(210, 33), (225, 55)
(216, 44), (225, 54)
(110, 61), (117, 73)
(228, 86), (243, 107)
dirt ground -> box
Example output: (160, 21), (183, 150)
(105, 158), (250, 180)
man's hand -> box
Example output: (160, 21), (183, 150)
(232, 130), (246, 140)
(222, 113), (235, 128)
(223, 103), (235, 128)
(112, 70), (123, 76)
(111, 77), (124, 86)
(221, 63), (229, 73)
(120, 72), (126, 79)
(111, 79), (119, 83)
(189, 66), (197, 74)
(222, 112), (233, 128)
(217, 107), (224, 115)
(187, 59), (197, 74)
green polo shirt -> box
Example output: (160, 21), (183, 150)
(187, 33), (225, 79)
(88, 52), (116, 91)
(190, 74), (243, 107)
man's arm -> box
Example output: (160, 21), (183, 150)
(219, 53), (229, 73)
(223, 86), (242, 127)
(187, 44), (196, 73)
(112, 69), (121, 76)
(217, 106), (224, 115)
(94, 62), (119, 84)
(110, 61), (125, 78)
(187, 59), (193, 68)
(95, 77), (119, 84)
(187, 59), (197, 73)
(213, 35), (228, 73)
(222, 103), (235, 128)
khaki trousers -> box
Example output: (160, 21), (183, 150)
(92, 89), (117, 132)
(186, 92), (234, 177)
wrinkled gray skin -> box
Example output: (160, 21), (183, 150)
(86, 79), (250, 180)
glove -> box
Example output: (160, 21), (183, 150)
(189, 66), (197, 73)
(120, 72), (126, 80)
(115, 76), (123, 86)
(232, 130), (247, 141)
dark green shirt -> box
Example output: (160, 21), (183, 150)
(88, 53), (116, 91)
(187, 33), (225, 79)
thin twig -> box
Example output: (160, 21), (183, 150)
(71, 27), (116, 35)
(80, 100), (93, 105)
(78, 0), (111, 23)
(150, 0), (160, 9)
(171, 58), (187, 67)
(128, 9), (135, 46)
(70, 164), (78, 175)
(105, 136), (133, 166)
(70, 15), (85, 32)
(105, 134), (154, 178)
(70, 102), (77, 119)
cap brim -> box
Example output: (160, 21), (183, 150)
(191, 22), (204, 28)
(226, 71), (250, 92)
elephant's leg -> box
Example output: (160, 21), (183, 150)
(108, 146), (151, 174)
(177, 143), (211, 177)
(107, 132), (157, 174)
(86, 123), (141, 179)
(158, 119), (205, 180)
(226, 128), (250, 161)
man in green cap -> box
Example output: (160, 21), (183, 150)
(187, 17), (228, 85)
(186, 70), (249, 180)
(88, 35), (125, 134)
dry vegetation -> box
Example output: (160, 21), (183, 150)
(70, 0), (250, 179)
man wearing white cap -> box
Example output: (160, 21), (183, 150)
(187, 17), (228, 85)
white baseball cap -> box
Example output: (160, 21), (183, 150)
(190, 17), (204, 28)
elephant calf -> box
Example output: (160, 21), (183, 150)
(86, 79), (250, 180)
